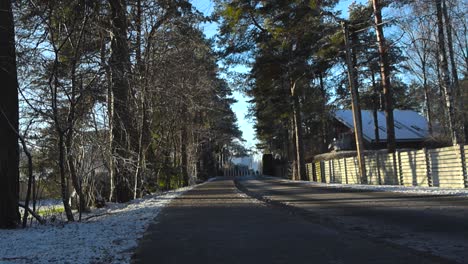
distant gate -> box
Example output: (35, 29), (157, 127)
(223, 165), (250, 177)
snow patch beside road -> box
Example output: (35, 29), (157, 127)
(260, 175), (468, 196)
(0, 185), (196, 264)
(303, 181), (468, 196)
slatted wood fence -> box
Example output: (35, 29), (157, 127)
(308, 145), (468, 188)
(223, 166), (251, 177)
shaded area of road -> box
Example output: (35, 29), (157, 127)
(132, 177), (450, 264)
(236, 176), (468, 263)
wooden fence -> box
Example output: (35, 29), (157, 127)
(223, 166), (251, 177)
(308, 145), (468, 188)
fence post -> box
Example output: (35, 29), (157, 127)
(332, 159), (336, 183)
(311, 163), (314, 181)
(396, 150), (403, 186)
(312, 162), (317, 182)
(376, 153), (382, 185)
(424, 148), (433, 187)
(320, 161), (325, 182)
(344, 158), (348, 184)
(460, 145), (468, 188)
(392, 151), (399, 186)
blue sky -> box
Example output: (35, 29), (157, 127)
(191, 0), (258, 150)
(190, 0), (366, 151)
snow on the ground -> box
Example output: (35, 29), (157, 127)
(24, 199), (63, 209)
(258, 175), (468, 196)
(0, 184), (197, 264)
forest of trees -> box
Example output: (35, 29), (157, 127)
(216, 0), (467, 180)
(1, 0), (467, 228)
(1, 0), (244, 228)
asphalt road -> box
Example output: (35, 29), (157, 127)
(237, 177), (468, 263)
(132, 177), (458, 264)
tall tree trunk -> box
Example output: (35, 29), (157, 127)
(66, 53), (86, 218)
(65, 130), (86, 218)
(318, 72), (328, 153)
(181, 126), (189, 186)
(57, 134), (74, 221)
(421, 61), (433, 135)
(289, 116), (297, 180)
(442, 0), (459, 92)
(351, 31), (363, 133)
(133, 134), (142, 199)
(109, 0), (133, 202)
(0, 0), (20, 228)
(49, 48), (74, 221)
(104, 46), (115, 202)
(99, 29), (115, 202)
(291, 80), (307, 181)
(442, 0), (463, 144)
(372, 0), (395, 153)
(435, 0), (459, 145)
(342, 22), (367, 183)
(135, 0), (142, 70)
(133, 0), (144, 199)
(371, 70), (380, 143)
(20, 134), (33, 228)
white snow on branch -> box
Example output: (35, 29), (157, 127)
(0, 185), (195, 264)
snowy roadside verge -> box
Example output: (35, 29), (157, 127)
(0, 184), (199, 264)
(256, 175), (468, 196)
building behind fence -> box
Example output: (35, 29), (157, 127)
(308, 145), (468, 188)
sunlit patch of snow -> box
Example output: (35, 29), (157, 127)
(0, 185), (196, 264)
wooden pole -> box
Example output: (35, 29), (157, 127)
(342, 22), (367, 184)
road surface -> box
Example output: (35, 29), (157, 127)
(132, 177), (461, 263)
(237, 176), (468, 263)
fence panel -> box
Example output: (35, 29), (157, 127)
(379, 152), (399, 185)
(306, 163), (313, 181)
(312, 145), (468, 189)
(330, 160), (336, 183)
(314, 161), (322, 182)
(366, 155), (380, 185)
(399, 150), (429, 187)
(345, 157), (359, 184)
(429, 145), (465, 188)
(332, 159), (343, 183)
(322, 161), (330, 183)
(338, 158), (346, 183)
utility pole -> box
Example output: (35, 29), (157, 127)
(342, 22), (367, 184)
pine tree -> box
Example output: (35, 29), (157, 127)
(372, 0), (396, 152)
(0, 0), (20, 228)
(218, 0), (338, 180)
